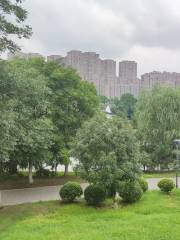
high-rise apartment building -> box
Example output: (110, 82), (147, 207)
(141, 71), (180, 90)
(8, 51), (44, 60)
(47, 55), (62, 62)
(100, 59), (116, 97)
(119, 61), (137, 84)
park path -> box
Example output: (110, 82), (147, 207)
(0, 178), (180, 207)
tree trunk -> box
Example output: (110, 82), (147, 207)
(28, 160), (34, 184)
(64, 164), (69, 176)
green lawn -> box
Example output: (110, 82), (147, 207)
(143, 171), (176, 178)
(1, 191), (180, 240)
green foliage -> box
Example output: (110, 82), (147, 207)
(36, 168), (51, 178)
(84, 185), (106, 206)
(136, 86), (180, 169)
(138, 178), (148, 192)
(6, 59), (54, 182)
(45, 61), (99, 171)
(106, 183), (117, 198)
(72, 114), (141, 193)
(0, 58), (99, 181)
(118, 181), (143, 203)
(111, 94), (137, 119)
(0, 60), (18, 170)
(0, 0), (32, 53)
(158, 178), (175, 193)
(59, 182), (83, 202)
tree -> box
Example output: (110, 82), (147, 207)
(136, 86), (180, 170)
(45, 63), (100, 175)
(0, 60), (18, 173)
(7, 58), (54, 183)
(0, 0), (32, 53)
(111, 94), (137, 119)
(0, 58), (99, 180)
(72, 114), (141, 196)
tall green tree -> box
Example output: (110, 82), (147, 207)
(136, 86), (180, 170)
(0, 0), (32, 53)
(7, 59), (54, 183)
(48, 65), (100, 175)
(0, 60), (18, 173)
(18, 59), (100, 175)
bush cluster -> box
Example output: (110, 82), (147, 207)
(60, 182), (83, 202)
(84, 185), (106, 206)
(138, 178), (148, 192)
(158, 179), (175, 193)
(118, 181), (143, 203)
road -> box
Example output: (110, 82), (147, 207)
(0, 178), (180, 207)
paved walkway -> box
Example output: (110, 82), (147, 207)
(0, 178), (180, 207)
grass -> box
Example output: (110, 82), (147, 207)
(143, 171), (177, 179)
(0, 190), (180, 239)
(0, 172), (82, 190)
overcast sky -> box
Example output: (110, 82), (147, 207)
(14, 0), (180, 76)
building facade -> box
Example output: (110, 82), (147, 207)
(8, 51), (44, 60)
(119, 61), (137, 84)
(141, 71), (180, 90)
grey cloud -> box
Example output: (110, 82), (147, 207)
(17, 0), (180, 74)
(94, 0), (180, 49)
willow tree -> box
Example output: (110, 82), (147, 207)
(136, 86), (180, 169)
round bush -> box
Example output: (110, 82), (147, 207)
(84, 185), (106, 206)
(118, 181), (143, 203)
(59, 182), (83, 202)
(138, 178), (148, 192)
(158, 179), (175, 193)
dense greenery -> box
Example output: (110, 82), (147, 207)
(111, 93), (137, 119)
(158, 178), (175, 193)
(118, 181), (143, 203)
(0, 58), (99, 183)
(0, 0), (32, 53)
(138, 178), (148, 192)
(72, 114), (141, 196)
(1, 191), (180, 239)
(84, 185), (106, 206)
(136, 86), (180, 170)
(59, 182), (83, 202)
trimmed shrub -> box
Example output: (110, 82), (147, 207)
(36, 168), (51, 177)
(158, 179), (175, 193)
(84, 185), (106, 206)
(138, 178), (148, 192)
(60, 182), (83, 202)
(118, 181), (143, 203)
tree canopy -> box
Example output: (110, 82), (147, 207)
(72, 114), (140, 194)
(0, 58), (99, 182)
(0, 0), (32, 53)
(136, 86), (180, 170)
(111, 93), (137, 119)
